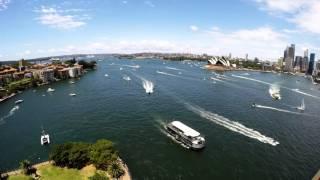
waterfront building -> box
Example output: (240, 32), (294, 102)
(57, 68), (70, 79)
(283, 44), (295, 72)
(67, 65), (83, 78)
(294, 56), (303, 72)
(33, 69), (55, 83)
(301, 56), (309, 73)
(0, 67), (17, 86)
(307, 53), (315, 75)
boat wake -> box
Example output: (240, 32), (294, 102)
(254, 104), (302, 115)
(0, 105), (19, 125)
(165, 66), (184, 71)
(291, 89), (320, 99)
(210, 77), (224, 82)
(184, 103), (279, 146)
(143, 80), (154, 94)
(231, 75), (272, 85)
(156, 70), (181, 78)
(122, 75), (131, 81)
(232, 75), (320, 100)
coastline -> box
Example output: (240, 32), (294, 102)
(1, 160), (132, 180)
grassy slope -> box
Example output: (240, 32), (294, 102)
(37, 164), (96, 180)
(8, 175), (33, 180)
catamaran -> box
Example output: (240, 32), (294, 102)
(40, 130), (50, 145)
(165, 121), (205, 150)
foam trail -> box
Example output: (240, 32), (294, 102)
(112, 63), (140, 69)
(291, 88), (320, 99)
(122, 75), (131, 81)
(0, 105), (20, 125)
(232, 75), (272, 85)
(156, 70), (181, 78)
(185, 103), (279, 146)
(210, 77), (224, 82)
(254, 104), (302, 115)
(165, 66), (184, 71)
(232, 75), (320, 99)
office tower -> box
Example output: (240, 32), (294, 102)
(307, 53), (315, 75)
(284, 44), (295, 72)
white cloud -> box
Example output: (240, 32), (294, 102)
(255, 0), (320, 34)
(204, 26), (288, 59)
(190, 25), (199, 32)
(36, 6), (88, 30)
(0, 0), (10, 11)
(144, 1), (155, 8)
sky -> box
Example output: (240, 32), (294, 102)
(1, 0), (320, 61)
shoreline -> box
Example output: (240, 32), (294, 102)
(1, 160), (132, 180)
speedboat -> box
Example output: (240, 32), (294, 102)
(15, 99), (24, 104)
(47, 88), (55, 92)
(165, 121), (205, 150)
(69, 93), (77, 96)
(41, 130), (50, 145)
(251, 103), (257, 108)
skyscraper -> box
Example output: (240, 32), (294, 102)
(283, 44), (295, 72)
(307, 53), (315, 75)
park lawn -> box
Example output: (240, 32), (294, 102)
(8, 175), (33, 180)
(37, 164), (97, 180)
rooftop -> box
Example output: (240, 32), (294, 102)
(171, 121), (200, 137)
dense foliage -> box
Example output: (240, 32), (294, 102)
(107, 161), (125, 179)
(49, 139), (119, 171)
(19, 160), (35, 175)
(89, 172), (109, 180)
(78, 60), (97, 69)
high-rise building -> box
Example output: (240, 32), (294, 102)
(283, 44), (295, 72)
(307, 53), (315, 75)
(294, 56), (303, 72)
(304, 49), (309, 58)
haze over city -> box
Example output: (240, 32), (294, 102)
(1, 0), (320, 61)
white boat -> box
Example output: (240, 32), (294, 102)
(269, 85), (281, 100)
(47, 88), (55, 92)
(41, 130), (50, 145)
(165, 121), (205, 150)
(69, 81), (75, 84)
(69, 93), (77, 96)
(15, 99), (24, 104)
(296, 99), (305, 111)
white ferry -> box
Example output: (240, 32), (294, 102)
(165, 121), (205, 150)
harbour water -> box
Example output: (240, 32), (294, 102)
(1, 57), (320, 179)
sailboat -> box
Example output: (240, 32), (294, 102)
(296, 99), (305, 112)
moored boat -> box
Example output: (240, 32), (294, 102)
(165, 121), (205, 150)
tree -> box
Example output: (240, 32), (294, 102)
(107, 161), (124, 180)
(19, 160), (34, 175)
(89, 139), (118, 170)
(89, 172), (109, 180)
(78, 60), (97, 69)
(49, 142), (90, 169)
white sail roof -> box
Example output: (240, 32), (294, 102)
(171, 121), (200, 137)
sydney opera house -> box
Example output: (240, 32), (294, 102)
(205, 56), (232, 71)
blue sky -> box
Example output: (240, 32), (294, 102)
(0, 0), (320, 61)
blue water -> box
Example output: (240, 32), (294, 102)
(1, 57), (320, 179)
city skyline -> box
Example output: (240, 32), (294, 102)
(1, 0), (320, 61)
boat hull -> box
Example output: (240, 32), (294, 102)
(165, 125), (205, 150)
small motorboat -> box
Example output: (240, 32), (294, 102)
(47, 88), (55, 92)
(41, 130), (50, 145)
(69, 93), (77, 96)
(251, 103), (257, 108)
(15, 99), (24, 104)
(69, 81), (75, 84)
